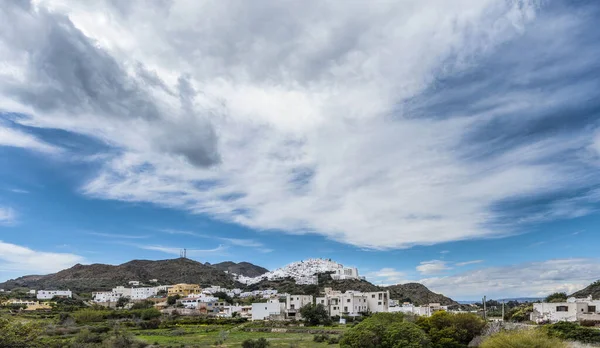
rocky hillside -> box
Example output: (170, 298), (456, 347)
(0, 258), (240, 292)
(385, 283), (457, 306)
(209, 261), (268, 277)
(236, 258), (349, 285)
(570, 280), (600, 299)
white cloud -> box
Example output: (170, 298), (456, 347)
(136, 244), (228, 257)
(0, 124), (61, 154)
(8, 188), (29, 194)
(1, 1), (599, 249)
(365, 267), (408, 286)
(87, 232), (149, 239)
(420, 258), (600, 299)
(456, 260), (484, 267)
(218, 238), (263, 248)
(0, 207), (16, 225)
(0, 241), (85, 278)
(416, 260), (452, 275)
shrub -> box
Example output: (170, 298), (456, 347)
(242, 337), (270, 348)
(314, 334), (329, 342)
(480, 329), (566, 348)
(140, 308), (162, 320)
(0, 317), (43, 348)
(416, 311), (486, 347)
(340, 313), (430, 348)
(545, 293), (568, 303)
(328, 336), (340, 344)
(138, 318), (161, 330)
(72, 309), (110, 323)
(72, 328), (104, 344)
(544, 321), (600, 344)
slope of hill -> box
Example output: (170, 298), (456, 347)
(0, 258), (239, 292)
(209, 261), (268, 278)
(385, 283), (457, 306)
(570, 280), (600, 299)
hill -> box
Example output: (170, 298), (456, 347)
(209, 261), (268, 277)
(0, 258), (240, 292)
(570, 280), (600, 299)
(385, 283), (457, 306)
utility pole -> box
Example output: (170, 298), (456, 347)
(502, 300), (505, 321)
(483, 296), (487, 320)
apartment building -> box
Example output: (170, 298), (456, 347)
(252, 298), (286, 320)
(168, 283), (202, 297)
(316, 288), (390, 316)
(36, 290), (72, 300)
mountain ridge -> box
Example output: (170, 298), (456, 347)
(570, 280), (600, 299)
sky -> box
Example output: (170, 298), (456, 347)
(0, 0), (599, 300)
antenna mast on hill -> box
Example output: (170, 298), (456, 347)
(184, 248), (187, 258)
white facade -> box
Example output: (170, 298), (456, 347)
(531, 296), (600, 323)
(37, 290), (72, 300)
(113, 286), (132, 298)
(252, 299), (285, 320)
(330, 267), (362, 280)
(128, 281), (140, 286)
(92, 291), (122, 303)
(131, 287), (158, 300)
(179, 294), (219, 308)
(316, 288), (389, 316)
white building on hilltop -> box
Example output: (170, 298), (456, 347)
(531, 296), (600, 323)
(37, 290), (72, 300)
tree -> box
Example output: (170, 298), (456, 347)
(299, 303), (332, 326)
(116, 297), (130, 308)
(340, 312), (431, 348)
(545, 292), (568, 303)
(131, 300), (155, 310)
(416, 311), (485, 348)
(214, 291), (234, 304)
(242, 337), (270, 348)
(0, 317), (43, 348)
(167, 294), (180, 306)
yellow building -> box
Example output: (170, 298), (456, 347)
(2, 299), (53, 311)
(167, 283), (202, 297)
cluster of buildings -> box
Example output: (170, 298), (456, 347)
(531, 295), (600, 323)
(237, 258), (364, 285)
(388, 301), (449, 316)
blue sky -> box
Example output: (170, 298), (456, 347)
(1, 0), (600, 300)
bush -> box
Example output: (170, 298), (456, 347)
(138, 318), (161, 330)
(480, 329), (566, 348)
(544, 321), (600, 344)
(140, 308), (161, 320)
(314, 334), (329, 342)
(242, 337), (270, 348)
(0, 317), (43, 348)
(545, 292), (568, 303)
(72, 328), (104, 344)
(328, 336), (340, 344)
(131, 300), (155, 310)
(340, 313), (431, 348)
(72, 309), (110, 323)
(416, 311), (486, 347)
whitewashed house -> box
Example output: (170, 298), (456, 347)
(252, 299), (286, 320)
(92, 291), (122, 303)
(131, 287), (158, 300)
(531, 296), (600, 323)
(316, 288), (390, 317)
(37, 290), (72, 300)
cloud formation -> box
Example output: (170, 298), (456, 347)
(1, 1), (600, 249)
(420, 258), (600, 299)
(0, 207), (16, 225)
(0, 241), (84, 279)
(136, 244), (228, 257)
(416, 260), (453, 275)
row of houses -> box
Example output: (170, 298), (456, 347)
(531, 296), (600, 323)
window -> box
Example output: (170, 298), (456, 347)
(378, 302), (382, 305)
(265, 307), (267, 310)
(347, 299), (351, 302)
(372, 295), (375, 298)
(589, 306), (597, 312)
(379, 294), (382, 300)
(556, 306), (568, 312)
(321, 300), (324, 304)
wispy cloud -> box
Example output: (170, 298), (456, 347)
(8, 188), (29, 194)
(218, 237), (263, 248)
(0, 124), (61, 154)
(0, 207), (16, 225)
(88, 232), (149, 239)
(416, 260), (452, 275)
(364, 268), (407, 286)
(137, 244), (228, 256)
(455, 260), (484, 267)
(0, 240), (84, 279)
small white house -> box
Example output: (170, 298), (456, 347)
(128, 281), (140, 286)
(531, 296), (600, 323)
(37, 290), (72, 300)
(252, 299), (285, 320)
